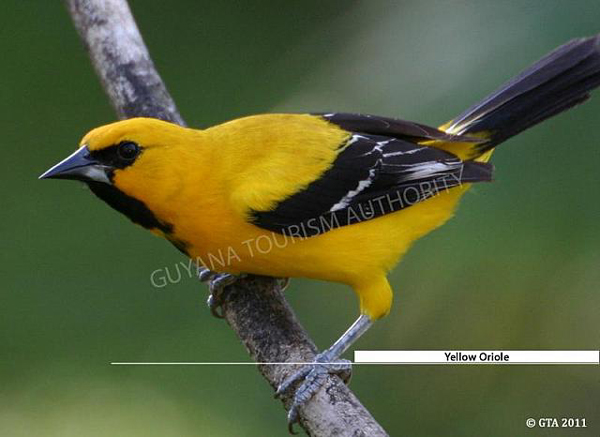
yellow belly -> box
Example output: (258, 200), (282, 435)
(183, 184), (470, 290)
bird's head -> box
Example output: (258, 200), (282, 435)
(40, 117), (193, 233)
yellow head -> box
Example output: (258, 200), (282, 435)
(40, 117), (199, 235)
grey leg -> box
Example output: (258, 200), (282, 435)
(275, 314), (373, 432)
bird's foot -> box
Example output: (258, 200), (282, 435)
(275, 351), (352, 433)
(197, 267), (244, 318)
(198, 269), (287, 317)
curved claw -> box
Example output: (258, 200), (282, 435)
(277, 277), (290, 292)
(198, 271), (248, 318)
(205, 273), (240, 318)
(274, 366), (312, 399)
(287, 411), (299, 434)
(275, 353), (352, 432)
(207, 292), (225, 318)
(197, 267), (215, 282)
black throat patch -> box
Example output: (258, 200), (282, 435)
(87, 181), (173, 234)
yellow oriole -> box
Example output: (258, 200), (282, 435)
(41, 35), (600, 426)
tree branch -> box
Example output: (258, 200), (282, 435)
(66, 0), (183, 124)
(65, 1), (388, 435)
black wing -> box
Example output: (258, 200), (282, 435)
(250, 114), (492, 237)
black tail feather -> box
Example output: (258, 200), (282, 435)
(448, 35), (600, 152)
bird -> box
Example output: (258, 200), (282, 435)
(41, 35), (600, 429)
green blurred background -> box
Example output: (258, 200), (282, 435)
(2, 0), (599, 435)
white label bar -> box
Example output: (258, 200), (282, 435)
(354, 350), (599, 365)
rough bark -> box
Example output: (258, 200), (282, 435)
(64, 1), (388, 435)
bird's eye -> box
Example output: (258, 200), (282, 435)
(117, 141), (140, 161)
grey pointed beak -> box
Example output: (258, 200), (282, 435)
(39, 146), (111, 184)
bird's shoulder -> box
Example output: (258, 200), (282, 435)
(210, 113), (350, 215)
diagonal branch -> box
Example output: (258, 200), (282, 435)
(65, 1), (388, 435)
(66, 0), (184, 124)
